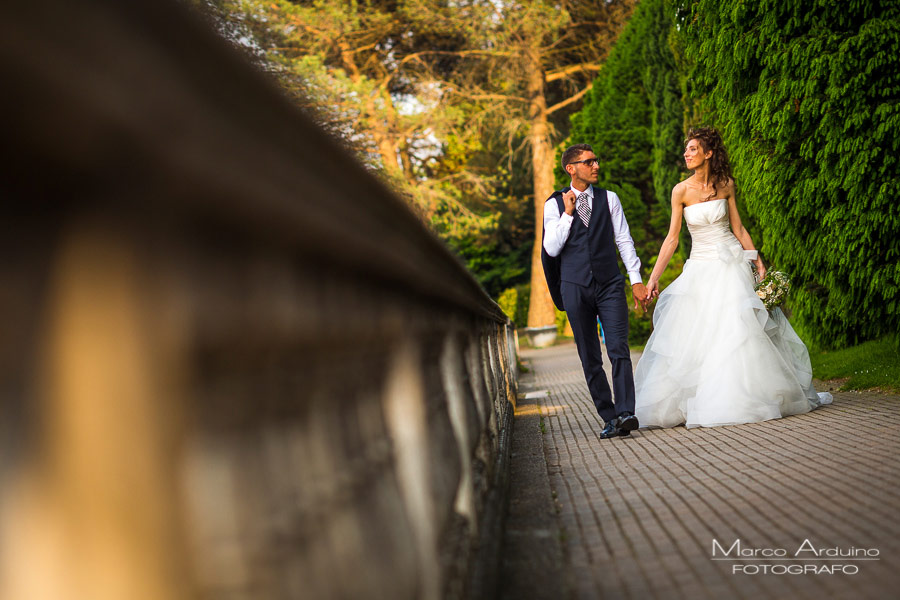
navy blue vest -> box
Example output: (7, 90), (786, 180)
(557, 186), (620, 287)
(541, 186), (621, 311)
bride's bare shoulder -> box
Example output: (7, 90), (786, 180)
(673, 179), (691, 193)
(672, 180), (689, 200)
(720, 177), (736, 195)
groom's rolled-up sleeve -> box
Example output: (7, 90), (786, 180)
(607, 191), (643, 285)
(542, 197), (573, 257)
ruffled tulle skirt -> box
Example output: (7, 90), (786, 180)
(634, 244), (832, 428)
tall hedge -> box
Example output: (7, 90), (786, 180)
(560, 0), (686, 344)
(564, 0), (685, 264)
(682, 0), (900, 348)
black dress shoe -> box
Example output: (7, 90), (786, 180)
(600, 419), (622, 439)
(617, 413), (639, 434)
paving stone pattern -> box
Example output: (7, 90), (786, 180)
(520, 342), (900, 600)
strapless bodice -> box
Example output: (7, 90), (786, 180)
(683, 199), (753, 261)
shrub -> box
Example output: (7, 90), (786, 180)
(498, 283), (531, 327)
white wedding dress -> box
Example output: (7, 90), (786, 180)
(634, 198), (832, 428)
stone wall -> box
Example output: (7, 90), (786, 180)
(0, 1), (518, 598)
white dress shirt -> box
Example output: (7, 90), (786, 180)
(542, 184), (643, 285)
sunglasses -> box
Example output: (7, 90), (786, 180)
(569, 158), (599, 167)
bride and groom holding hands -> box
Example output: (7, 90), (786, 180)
(541, 127), (832, 439)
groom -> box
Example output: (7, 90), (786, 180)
(541, 144), (649, 439)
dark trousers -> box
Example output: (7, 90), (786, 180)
(561, 275), (635, 423)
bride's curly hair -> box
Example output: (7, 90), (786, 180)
(686, 127), (733, 200)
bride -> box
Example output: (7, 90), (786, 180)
(634, 127), (832, 428)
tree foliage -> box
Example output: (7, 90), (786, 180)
(213, 0), (506, 242)
(408, 0), (636, 328)
(207, 0), (634, 314)
(202, 0), (899, 348)
(681, 0), (900, 347)
(567, 0), (899, 348)
(564, 0), (685, 288)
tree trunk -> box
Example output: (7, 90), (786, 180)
(339, 41), (402, 177)
(399, 143), (416, 184)
(371, 88), (401, 176)
(382, 87), (417, 182)
(525, 49), (557, 328)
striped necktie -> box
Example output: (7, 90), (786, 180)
(576, 192), (591, 227)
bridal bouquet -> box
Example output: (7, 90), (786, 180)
(755, 271), (791, 310)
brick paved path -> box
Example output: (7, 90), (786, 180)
(518, 341), (900, 600)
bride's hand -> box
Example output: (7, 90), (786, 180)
(646, 279), (659, 300)
(756, 259), (766, 280)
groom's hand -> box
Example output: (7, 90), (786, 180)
(562, 190), (576, 215)
(632, 282), (649, 311)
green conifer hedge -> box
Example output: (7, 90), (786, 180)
(566, 0), (899, 348)
(682, 0), (900, 347)
(561, 0), (687, 344)
(564, 0), (683, 260)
